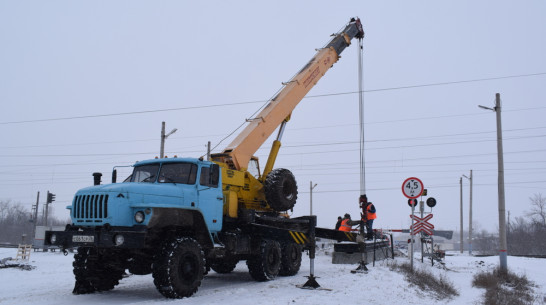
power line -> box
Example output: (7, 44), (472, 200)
(297, 180), (546, 194)
(1, 112), (545, 151)
(1, 134), (545, 159)
(1, 72), (545, 125)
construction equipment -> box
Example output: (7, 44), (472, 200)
(45, 18), (364, 299)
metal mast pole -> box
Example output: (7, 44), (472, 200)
(459, 177), (463, 253)
(357, 38), (366, 196)
(160, 121), (166, 158)
(495, 93), (508, 272)
(478, 93), (508, 272)
(160, 121), (177, 159)
(45, 191), (50, 228)
(32, 191), (40, 241)
(469, 170), (473, 255)
(310, 181), (317, 215)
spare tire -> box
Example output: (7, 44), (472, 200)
(264, 168), (298, 211)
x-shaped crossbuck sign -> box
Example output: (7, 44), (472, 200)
(410, 214), (434, 235)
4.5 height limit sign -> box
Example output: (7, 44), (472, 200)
(402, 177), (424, 199)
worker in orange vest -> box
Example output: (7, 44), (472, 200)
(339, 213), (360, 232)
(363, 201), (377, 240)
(338, 214), (352, 232)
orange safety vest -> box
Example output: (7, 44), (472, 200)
(339, 219), (352, 231)
(366, 204), (377, 220)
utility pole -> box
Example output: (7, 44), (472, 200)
(309, 181), (317, 215)
(45, 192), (50, 227)
(207, 141), (211, 161)
(463, 170), (473, 255)
(506, 211), (510, 232)
(45, 191), (56, 228)
(32, 191), (40, 241)
(459, 177), (463, 253)
(160, 121), (178, 158)
(479, 93), (508, 273)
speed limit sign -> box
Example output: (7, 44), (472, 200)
(402, 177), (424, 199)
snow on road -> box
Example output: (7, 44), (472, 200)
(0, 247), (544, 305)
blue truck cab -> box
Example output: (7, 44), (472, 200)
(49, 157), (222, 250)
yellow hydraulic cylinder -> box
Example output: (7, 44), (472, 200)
(262, 140), (282, 181)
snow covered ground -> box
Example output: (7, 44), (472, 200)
(0, 247), (544, 305)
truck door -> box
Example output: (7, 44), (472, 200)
(197, 164), (223, 232)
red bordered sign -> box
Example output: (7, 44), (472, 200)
(402, 177), (424, 199)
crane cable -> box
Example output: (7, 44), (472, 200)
(358, 38), (366, 196)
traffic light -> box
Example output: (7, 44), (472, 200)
(426, 197), (437, 208)
(407, 198), (418, 207)
(47, 191), (56, 204)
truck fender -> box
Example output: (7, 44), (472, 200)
(148, 208), (214, 250)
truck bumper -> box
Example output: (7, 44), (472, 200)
(44, 226), (148, 249)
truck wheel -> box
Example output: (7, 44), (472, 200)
(72, 247), (125, 294)
(264, 168), (298, 211)
(247, 239), (281, 281)
(210, 259), (238, 274)
(152, 237), (205, 299)
(279, 242), (302, 276)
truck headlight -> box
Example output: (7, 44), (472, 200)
(50, 234), (57, 244)
(134, 211), (145, 223)
(114, 234), (125, 246)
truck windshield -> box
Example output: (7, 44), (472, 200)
(158, 163), (197, 184)
(131, 164), (160, 183)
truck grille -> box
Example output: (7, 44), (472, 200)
(73, 194), (109, 221)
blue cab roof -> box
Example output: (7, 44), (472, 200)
(133, 157), (212, 167)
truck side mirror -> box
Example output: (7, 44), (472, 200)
(112, 169), (117, 183)
(209, 164), (219, 187)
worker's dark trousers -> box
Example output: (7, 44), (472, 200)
(366, 219), (374, 239)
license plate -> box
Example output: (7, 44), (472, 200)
(72, 235), (94, 243)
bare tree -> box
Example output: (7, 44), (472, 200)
(527, 193), (546, 226)
(0, 200), (69, 244)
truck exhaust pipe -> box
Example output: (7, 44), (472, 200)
(93, 172), (102, 185)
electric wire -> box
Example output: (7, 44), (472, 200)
(1, 72), (544, 126)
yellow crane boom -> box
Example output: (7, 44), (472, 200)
(221, 18), (364, 171)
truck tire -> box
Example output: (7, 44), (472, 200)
(72, 247), (125, 294)
(152, 237), (205, 299)
(247, 239), (281, 281)
(264, 168), (298, 211)
(279, 242), (302, 276)
(210, 259), (238, 274)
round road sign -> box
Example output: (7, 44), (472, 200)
(402, 177), (424, 199)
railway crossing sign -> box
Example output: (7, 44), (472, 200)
(402, 177), (424, 199)
(410, 214), (434, 235)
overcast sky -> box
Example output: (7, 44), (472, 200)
(1, 1), (545, 234)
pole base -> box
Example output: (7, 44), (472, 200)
(299, 275), (321, 289)
(351, 261), (369, 274)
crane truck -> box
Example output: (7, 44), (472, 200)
(45, 17), (365, 299)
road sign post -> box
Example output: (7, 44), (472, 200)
(410, 204), (415, 270)
(402, 177), (424, 272)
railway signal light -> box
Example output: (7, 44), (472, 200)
(426, 197), (437, 208)
(408, 198), (418, 207)
(47, 191), (56, 204)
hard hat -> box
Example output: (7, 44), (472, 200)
(344, 213), (350, 218)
